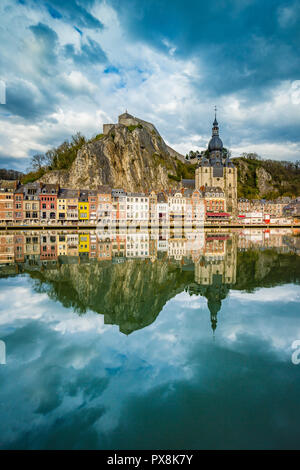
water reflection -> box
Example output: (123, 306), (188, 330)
(0, 228), (299, 334)
(0, 228), (300, 449)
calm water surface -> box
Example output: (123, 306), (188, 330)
(0, 229), (300, 449)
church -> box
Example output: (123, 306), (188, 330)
(195, 114), (237, 213)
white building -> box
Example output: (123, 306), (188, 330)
(126, 193), (149, 224)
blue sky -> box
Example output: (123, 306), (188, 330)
(0, 0), (300, 171)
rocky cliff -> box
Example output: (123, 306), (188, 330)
(39, 119), (186, 191)
(234, 157), (300, 199)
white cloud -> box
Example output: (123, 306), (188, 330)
(0, 0), (300, 167)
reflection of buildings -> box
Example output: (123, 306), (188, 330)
(0, 227), (296, 269)
(0, 227), (299, 336)
(126, 233), (150, 258)
(188, 233), (237, 333)
(237, 228), (293, 252)
(0, 233), (14, 264)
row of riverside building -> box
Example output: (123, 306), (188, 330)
(0, 181), (210, 225)
(0, 180), (296, 225)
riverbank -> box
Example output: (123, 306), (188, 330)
(0, 224), (300, 231)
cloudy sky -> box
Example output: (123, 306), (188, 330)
(0, 0), (300, 171)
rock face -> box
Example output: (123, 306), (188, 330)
(40, 119), (183, 191)
(234, 157), (300, 198)
(256, 167), (273, 195)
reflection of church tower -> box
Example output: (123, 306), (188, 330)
(206, 273), (227, 333)
(208, 298), (221, 332)
(189, 233), (237, 333)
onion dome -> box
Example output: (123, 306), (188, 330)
(208, 135), (223, 152)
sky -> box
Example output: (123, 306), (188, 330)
(0, 0), (300, 171)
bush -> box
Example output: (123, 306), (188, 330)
(92, 133), (105, 141)
(21, 168), (46, 184)
(168, 174), (181, 182)
(127, 124), (143, 132)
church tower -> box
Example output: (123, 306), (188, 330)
(195, 111), (237, 213)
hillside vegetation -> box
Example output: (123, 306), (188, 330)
(234, 154), (300, 199)
(23, 128), (196, 189)
(21, 130), (300, 199)
(22, 133), (87, 184)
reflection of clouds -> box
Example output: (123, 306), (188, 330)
(0, 277), (300, 448)
(173, 291), (207, 310)
(229, 285), (300, 303)
(0, 277), (110, 335)
(0, 278), (194, 447)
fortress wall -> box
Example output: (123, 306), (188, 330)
(103, 124), (114, 134)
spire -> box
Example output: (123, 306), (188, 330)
(212, 106), (219, 136)
(213, 105), (218, 126)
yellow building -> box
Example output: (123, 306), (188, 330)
(57, 197), (67, 222)
(78, 191), (89, 221)
(79, 233), (90, 253)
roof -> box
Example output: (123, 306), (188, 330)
(204, 186), (224, 195)
(182, 188), (194, 197)
(88, 190), (98, 196)
(157, 192), (167, 203)
(208, 135), (223, 152)
(181, 179), (195, 189)
(41, 183), (59, 194)
(78, 189), (89, 201)
(97, 185), (112, 194)
(112, 189), (126, 195)
(58, 188), (78, 198)
(126, 192), (148, 197)
(0, 180), (18, 191)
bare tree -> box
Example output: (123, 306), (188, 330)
(31, 153), (45, 171)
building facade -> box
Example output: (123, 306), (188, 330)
(40, 184), (58, 222)
(195, 115), (237, 213)
(0, 180), (16, 223)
